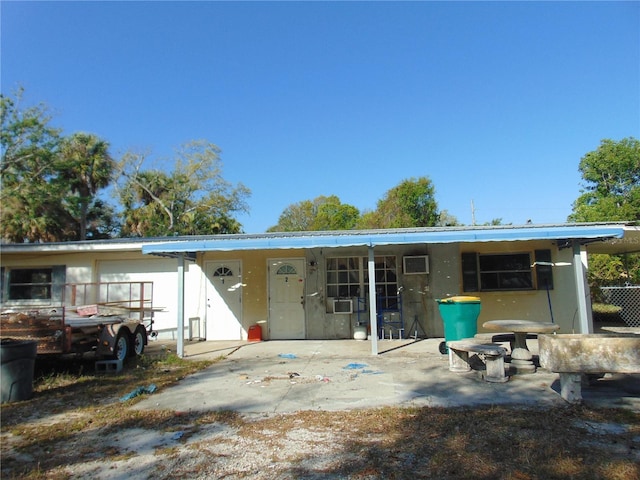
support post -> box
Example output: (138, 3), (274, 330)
(572, 242), (593, 334)
(368, 246), (378, 355)
(559, 373), (583, 403)
(177, 253), (185, 358)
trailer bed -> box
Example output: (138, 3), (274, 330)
(0, 309), (131, 355)
(0, 281), (155, 358)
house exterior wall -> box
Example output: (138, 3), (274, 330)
(0, 251), (95, 285)
(95, 257), (181, 338)
(303, 246), (352, 340)
(423, 243), (461, 337)
(459, 240), (579, 335)
(302, 244), (453, 340)
(199, 249), (306, 341)
(0, 237), (586, 341)
(0, 250), (185, 338)
(195, 245), (450, 341)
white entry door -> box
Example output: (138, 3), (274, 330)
(269, 258), (305, 340)
(206, 260), (243, 340)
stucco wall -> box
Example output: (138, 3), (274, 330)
(200, 249), (306, 341)
(459, 241), (579, 335)
(303, 245), (438, 340)
(0, 237), (585, 341)
(422, 243), (461, 337)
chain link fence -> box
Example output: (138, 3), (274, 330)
(600, 286), (640, 327)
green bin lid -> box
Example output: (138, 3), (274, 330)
(437, 296), (481, 304)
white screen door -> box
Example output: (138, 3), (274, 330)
(269, 258), (305, 339)
(206, 260), (243, 340)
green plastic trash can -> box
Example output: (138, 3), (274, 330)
(436, 296), (481, 354)
(1, 338), (38, 403)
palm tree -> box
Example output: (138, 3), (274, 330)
(58, 133), (114, 240)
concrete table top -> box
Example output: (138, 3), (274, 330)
(483, 320), (560, 334)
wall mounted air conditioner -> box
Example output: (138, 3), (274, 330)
(403, 255), (429, 275)
(333, 299), (353, 314)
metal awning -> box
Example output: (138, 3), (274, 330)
(136, 222), (635, 358)
(142, 224), (629, 256)
(585, 225), (640, 255)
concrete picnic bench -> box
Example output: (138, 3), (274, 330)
(483, 320), (559, 374)
(538, 333), (640, 403)
(447, 339), (508, 383)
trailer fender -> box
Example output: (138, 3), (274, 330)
(96, 322), (131, 357)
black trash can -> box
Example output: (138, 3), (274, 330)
(436, 296), (481, 354)
(1, 338), (38, 403)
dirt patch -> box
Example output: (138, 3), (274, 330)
(2, 350), (639, 480)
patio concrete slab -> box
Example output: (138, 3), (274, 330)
(133, 338), (640, 414)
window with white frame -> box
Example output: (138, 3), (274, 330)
(326, 255), (398, 311)
(366, 256), (398, 309)
(326, 257), (360, 298)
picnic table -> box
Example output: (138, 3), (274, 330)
(483, 320), (559, 374)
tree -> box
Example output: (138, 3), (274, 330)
(436, 210), (461, 227)
(0, 88), (60, 183)
(569, 137), (640, 292)
(58, 133), (115, 240)
(569, 137), (640, 222)
(315, 198), (359, 230)
(268, 199), (317, 232)
(82, 198), (119, 240)
(357, 177), (440, 229)
(268, 195), (359, 232)
(0, 88), (68, 242)
(1, 88), (119, 242)
(117, 140), (250, 236)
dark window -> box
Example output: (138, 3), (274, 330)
(461, 253), (479, 292)
(2, 266), (65, 302)
(9, 268), (53, 300)
(462, 252), (553, 292)
(479, 253), (533, 290)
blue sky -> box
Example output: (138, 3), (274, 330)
(2, 1), (639, 233)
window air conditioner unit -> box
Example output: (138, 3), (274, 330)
(403, 255), (429, 275)
(333, 299), (353, 314)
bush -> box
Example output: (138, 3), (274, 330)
(591, 302), (623, 323)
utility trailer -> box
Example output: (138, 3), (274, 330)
(0, 281), (156, 361)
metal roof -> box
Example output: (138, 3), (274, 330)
(140, 223), (631, 255)
(2, 223), (636, 256)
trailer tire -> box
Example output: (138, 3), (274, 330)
(113, 331), (130, 361)
(132, 327), (146, 357)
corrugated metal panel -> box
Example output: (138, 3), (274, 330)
(141, 225), (626, 254)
